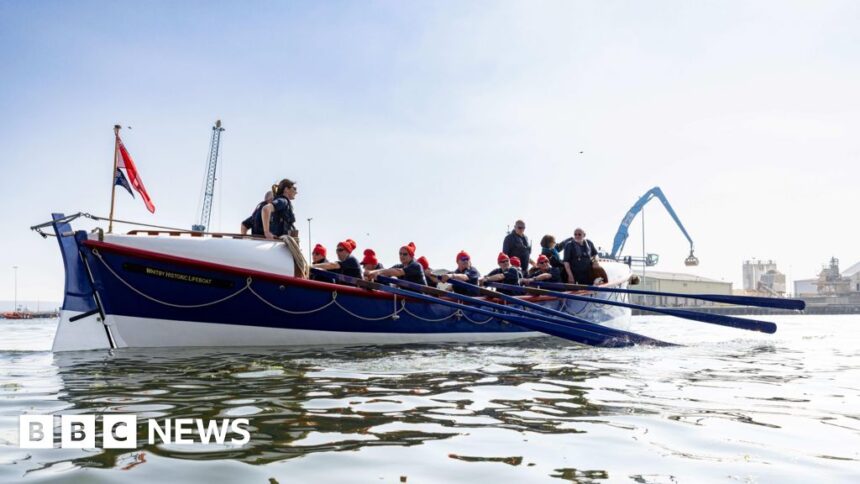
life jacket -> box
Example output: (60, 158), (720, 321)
(271, 195), (296, 236)
(570, 240), (594, 260)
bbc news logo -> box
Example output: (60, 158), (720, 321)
(19, 415), (250, 449)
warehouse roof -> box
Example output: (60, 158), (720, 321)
(638, 271), (730, 284)
(843, 261), (860, 277)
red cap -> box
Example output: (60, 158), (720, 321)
(312, 244), (326, 257)
(456, 250), (470, 262)
(337, 239), (356, 254)
(537, 254), (549, 264)
(510, 256), (522, 267)
(401, 242), (416, 257)
(361, 249), (378, 266)
(417, 256), (430, 270)
(497, 252), (509, 263)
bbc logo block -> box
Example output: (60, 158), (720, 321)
(18, 415), (53, 449)
(19, 415), (137, 449)
(18, 415), (250, 449)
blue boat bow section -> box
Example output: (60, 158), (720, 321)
(52, 213), (98, 315)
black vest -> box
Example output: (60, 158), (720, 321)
(271, 196), (296, 236)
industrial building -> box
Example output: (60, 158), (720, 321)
(796, 258), (860, 296)
(742, 259), (786, 296)
(792, 258), (860, 313)
(635, 271), (733, 307)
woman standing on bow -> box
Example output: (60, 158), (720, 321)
(262, 178), (298, 240)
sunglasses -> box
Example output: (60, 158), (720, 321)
(515, 226), (525, 230)
(399, 252), (410, 256)
(574, 233), (584, 236)
(336, 247), (346, 252)
(499, 259), (510, 264)
(458, 257), (470, 262)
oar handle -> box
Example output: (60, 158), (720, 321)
(533, 281), (805, 311)
(501, 282), (778, 334)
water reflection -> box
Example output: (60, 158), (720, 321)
(50, 340), (605, 469)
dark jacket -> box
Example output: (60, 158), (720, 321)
(502, 232), (532, 273)
(393, 260), (427, 285)
(333, 256), (362, 281)
(563, 239), (598, 284)
(310, 258), (336, 284)
(452, 266), (481, 296)
(242, 201), (268, 236)
(527, 266), (562, 283)
(487, 267), (521, 295)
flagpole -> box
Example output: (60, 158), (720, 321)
(108, 124), (121, 233)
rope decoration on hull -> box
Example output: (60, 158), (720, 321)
(90, 248), (502, 325)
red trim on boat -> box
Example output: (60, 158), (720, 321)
(83, 239), (396, 300)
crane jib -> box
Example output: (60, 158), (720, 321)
(609, 186), (698, 266)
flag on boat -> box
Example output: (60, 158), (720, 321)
(116, 134), (155, 213)
(114, 168), (134, 198)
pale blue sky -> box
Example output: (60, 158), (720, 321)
(1, 0), (858, 302)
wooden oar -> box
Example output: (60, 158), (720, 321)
(377, 275), (674, 347)
(310, 269), (643, 347)
(533, 281), (805, 311)
(490, 282), (778, 334)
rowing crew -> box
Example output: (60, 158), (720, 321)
(238, 183), (608, 288)
(308, 241), (609, 294)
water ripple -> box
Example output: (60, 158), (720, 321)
(0, 316), (859, 482)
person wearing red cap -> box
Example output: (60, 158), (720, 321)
(312, 239), (361, 282)
(522, 254), (562, 284)
(440, 250), (481, 296)
(416, 256), (439, 288)
(311, 244), (327, 263)
(308, 244), (336, 283)
(479, 252), (521, 295)
(365, 242), (427, 285)
(509, 256), (525, 279)
(360, 249), (384, 274)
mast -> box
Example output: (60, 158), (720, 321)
(108, 124), (121, 233)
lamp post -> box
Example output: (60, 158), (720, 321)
(307, 218), (313, 256)
(12, 265), (18, 312)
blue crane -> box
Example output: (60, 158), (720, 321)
(608, 186), (699, 267)
(192, 120), (225, 232)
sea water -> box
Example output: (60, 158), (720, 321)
(0, 315), (857, 483)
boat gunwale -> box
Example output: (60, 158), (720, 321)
(82, 239), (621, 306)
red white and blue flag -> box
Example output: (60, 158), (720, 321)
(115, 134), (155, 213)
(114, 168), (134, 198)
